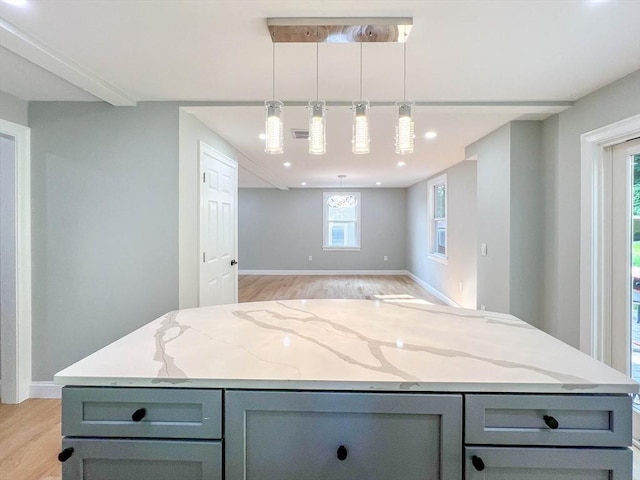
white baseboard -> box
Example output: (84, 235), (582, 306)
(406, 271), (461, 308)
(30, 381), (62, 399)
(239, 270), (408, 276)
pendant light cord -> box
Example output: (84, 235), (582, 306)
(359, 42), (363, 101)
(316, 31), (319, 101)
(272, 35), (276, 100)
(403, 40), (407, 101)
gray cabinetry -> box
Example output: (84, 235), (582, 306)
(225, 390), (463, 480)
(464, 447), (631, 479)
(60, 387), (223, 480)
(61, 438), (222, 480)
(465, 394), (632, 480)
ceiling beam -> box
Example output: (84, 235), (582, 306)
(178, 100), (574, 108)
(0, 18), (136, 106)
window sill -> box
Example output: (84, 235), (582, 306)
(428, 253), (448, 265)
(323, 246), (361, 252)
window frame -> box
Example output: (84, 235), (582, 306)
(323, 191), (361, 251)
(427, 174), (448, 264)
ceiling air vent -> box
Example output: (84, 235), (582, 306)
(291, 129), (309, 140)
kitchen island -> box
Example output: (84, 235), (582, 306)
(55, 299), (638, 479)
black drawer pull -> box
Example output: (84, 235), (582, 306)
(471, 455), (485, 471)
(543, 415), (559, 429)
(131, 408), (147, 422)
(336, 445), (348, 461)
(58, 447), (74, 462)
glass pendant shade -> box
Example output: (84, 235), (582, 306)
(264, 100), (284, 154)
(352, 100), (370, 154)
(395, 101), (415, 154)
(308, 100), (326, 155)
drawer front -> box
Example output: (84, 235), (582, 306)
(465, 394), (631, 447)
(464, 446), (631, 480)
(62, 387), (222, 439)
(225, 390), (462, 480)
(61, 438), (221, 480)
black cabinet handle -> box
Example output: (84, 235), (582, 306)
(131, 408), (147, 422)
(58, 447), (74, 462)
(543, 415), (559, 429)
(336, 445), (348, 461)
(230, 259), (238, 266)
(471, 455), (485, 471)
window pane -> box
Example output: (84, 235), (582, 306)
(328, 222), (356, 247)
(327, 195), (357, 222)
(435, 184), (446, 219)
(435, 219), (446, 255)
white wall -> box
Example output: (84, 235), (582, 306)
(178, 109), (245, 308)
(0, 91), (28, 126)
(406, 160), (477, 308)
(542, 69), (640, 347)
(239, 188), (406, 271)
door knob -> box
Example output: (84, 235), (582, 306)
(230, 259), (238, 266)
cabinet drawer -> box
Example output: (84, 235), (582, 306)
(465, 394), (631, 447)
(61, 438), (221, 480)
(464, 446), (631, 480)
(62, 387), (221, 439)
(225, 390), (462, 480)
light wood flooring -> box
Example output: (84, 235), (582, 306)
(1, 275), (638, 479)
(238, 274), (445, 304)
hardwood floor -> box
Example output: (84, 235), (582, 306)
(0, 398), (61, 480)
(1, 275), (637, 479)
(238, 274), (445, 304)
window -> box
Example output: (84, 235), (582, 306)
(427, 174), (447, 262)
(323, 192), (361, 251)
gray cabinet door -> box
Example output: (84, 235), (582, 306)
(464, 447), (631, 480)
(61, 438), (222, 480)
(62, 387), (222, 439)
(225, 390), (462, 480)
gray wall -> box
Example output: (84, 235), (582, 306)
(509, 121), (543, 328)
(0, 91), (28, 126)
(406, 160), (477, 308)
(30, 102), (179, 380)
(465, 121), (545, 328)
(178, 109), (244, 308)
(466, 123), (512, 313)
(239, 188), (406, 271)
(542, 69), (640, 347)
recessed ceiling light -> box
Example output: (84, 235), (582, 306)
(301, 182), (307, 186)
(376, 182), (382, 186)
(425, 131), (438, 139)
(258, 133), (266, 140)
(2, 0), (28, 5)
(283, 162), (291, 167)
(397, 161), (406, 167)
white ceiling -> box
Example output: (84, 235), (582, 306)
(1, 0), (639, 188)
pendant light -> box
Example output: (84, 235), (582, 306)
(265, 34), (283, 154)
(395, 36), (414, 155)
(308, 31), (326, 155)
(352, 42), (370, 155)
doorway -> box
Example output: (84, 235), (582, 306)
(0, 119), (31, 404)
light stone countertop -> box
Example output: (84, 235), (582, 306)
(54, 299), (638, 394)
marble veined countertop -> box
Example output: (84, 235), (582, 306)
(54, 299), (638, 394)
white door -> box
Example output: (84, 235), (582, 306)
(199, 142), (238, 306)
(610, 138), (640, 439)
